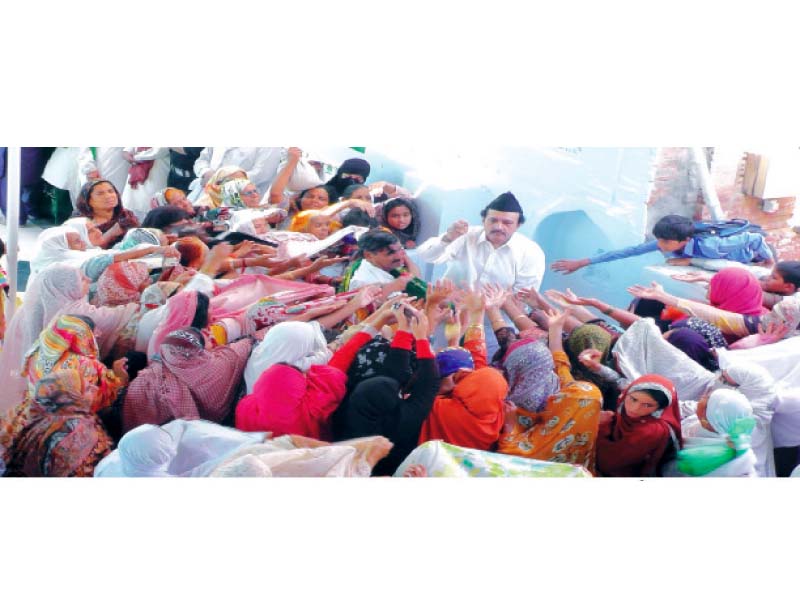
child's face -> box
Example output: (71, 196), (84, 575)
(307, 216), (331, 240)
(656, 238), (687, 253)
(386, 205), (412, 231)
(252, 217), (268, 235)
(763, 268), (795, 294)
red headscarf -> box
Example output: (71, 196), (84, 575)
(418, 367), (508, 451)
(596, 374), (682, 477)
(95, 262), (150, 306)
(708, 267), (768, 316)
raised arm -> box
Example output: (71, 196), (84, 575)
(627, 282), (751, 337)
(268, 147), (302, 205)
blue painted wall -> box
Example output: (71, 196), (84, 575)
(352, 146), (663, 309)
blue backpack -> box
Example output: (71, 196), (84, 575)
(692, 219), (765, 239)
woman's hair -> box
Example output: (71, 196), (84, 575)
(174, 237), (208, 268)
(633, 387), (671, 410)
(75, 180), (123, 219)
(141, 206), (192, 230)
(0, 236), (5, 258)
(212, 232), (278, 248)
(190, 293), (210, 331)
(652, 214), (695, 241)
(341, 184), (370, 199)
(341, 208), (378, 228)
(295, 184), (338, 211)
(776, 260), (800, 291)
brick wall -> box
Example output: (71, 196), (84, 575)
(646, 147), (800, 260)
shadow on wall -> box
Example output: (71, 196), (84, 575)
(535, 209), (664, 309)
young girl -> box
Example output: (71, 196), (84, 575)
(378, 198), (420, 249)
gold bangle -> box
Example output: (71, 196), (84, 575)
(466, 324), (484, 330)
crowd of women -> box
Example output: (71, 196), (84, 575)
(1, 146), (799, 478)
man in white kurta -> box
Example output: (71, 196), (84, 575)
(416, 191), (546, 293)
(416, 192), (545, 356)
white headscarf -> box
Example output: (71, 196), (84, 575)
(63, 217), (95, 246)
(716, 337), (800, 448)
(0, 265), (86, 413)
(229, 209), (265, 235)
(244, 321), (332, 394)
(613, 318), (717, 401)
(707, 388), (753, 435)
(118, 424), (179, 477)
(716, 358), (777, 477)
(29, 227), (90, 274)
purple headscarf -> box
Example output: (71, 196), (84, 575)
(502, 339), (560, 413)
(667, 327), (718, 372)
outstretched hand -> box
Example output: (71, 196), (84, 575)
(626, 281), (667, 301)
(551, 258), (589, 274)
(542, 306), (571, 330)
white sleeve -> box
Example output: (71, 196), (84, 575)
(77, 147), (97, 177)
(194, 147), (212, 177)
(416, 233), (465, 264)
(247, 148), (283, 188)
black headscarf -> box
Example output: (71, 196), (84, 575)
(326, 158), (371, 196)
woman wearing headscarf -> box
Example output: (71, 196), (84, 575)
(21, 314), (128, 413)
(1, 265), (138, 415)
(676, 388), (757, 477)
(332, 307), (439, 475)
(417, 287), (507, 451)
(0, 369), (114, 477)
(628, 281), (800, 347)
(29, 222), (103, 275)
(595, 374), (682, 477)
(143, 290), (209, 359)
(122, 327), (252, 434)
(194, 165), (248, 209)
(0, 265), (89, 411)
(325, 158), (371, 197)
(75, 179), (140, 248)
(708, 267), (769, 316)
(219, 178), (264, 209)
(716, 358), (778, 477)
(564, 323), (618, 411)
(94, 420), (263, 477)
(497, 307), (603, 472)
(94, 262), (151, 307)
(377, 198), (421, 249)
(237, 301), (392, 441)
(664, 327), (718, 372)
(94, 420), (393, 478)
(150, 186), (195, 214)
